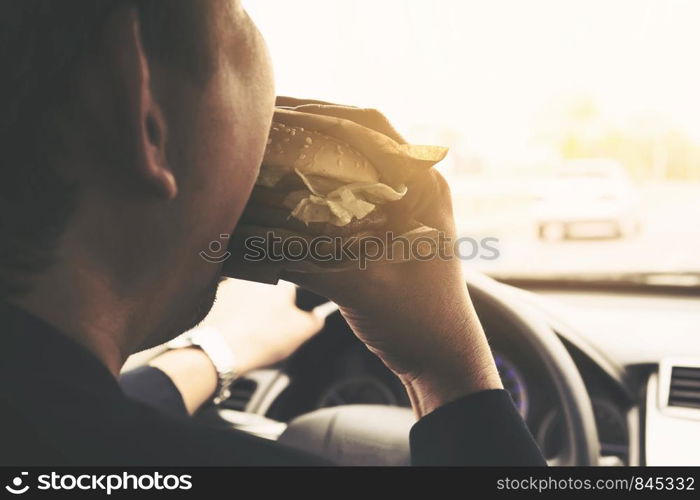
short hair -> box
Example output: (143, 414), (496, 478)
(0, 0), (217, 297)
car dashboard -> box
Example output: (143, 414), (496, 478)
(520, 286), (700, 466)
(197, 281), (700, 466)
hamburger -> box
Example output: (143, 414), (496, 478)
(239, 121), (408, 240)
(225, 106), (448, 283)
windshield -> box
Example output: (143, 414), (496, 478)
(246, 0), (700, 285)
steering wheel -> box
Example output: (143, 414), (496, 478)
(464, 272), (599, 465)
(220, 273), (600, 465)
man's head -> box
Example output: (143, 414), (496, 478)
(0, 0), (275, 352)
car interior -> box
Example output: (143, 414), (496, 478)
(125, 271), (700, 466)
(123, 0), (700, 466)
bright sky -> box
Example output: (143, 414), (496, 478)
(244, 0), (700, 162)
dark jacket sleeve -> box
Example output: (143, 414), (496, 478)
(120, 368), (545, 466)
(119, 366), (188, 418)
(409, 389), (547, 466)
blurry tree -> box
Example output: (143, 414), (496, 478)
(534, 95), (700, 181)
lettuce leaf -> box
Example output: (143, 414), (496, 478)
(283, 170), (408, 227)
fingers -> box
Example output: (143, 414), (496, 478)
(275, 96), (337, 108)
(306, 309), (325, 335)
(312, 301), (339, 321)
(218, 277), (296, 303)
(292, 105), (408, 144)
(389, 168), (455, 232)
(271, 108), (445, 187)
(277, 280), (297, 302)
(289, 309), (325, 344)
(275, 97), (406, 143)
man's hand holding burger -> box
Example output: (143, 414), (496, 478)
(229, 102), (503, 418)
(291, 175), (503, 418)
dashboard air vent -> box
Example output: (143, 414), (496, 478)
(668, 366), (700, 409)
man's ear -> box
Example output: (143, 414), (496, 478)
(102, 6), (177, 200)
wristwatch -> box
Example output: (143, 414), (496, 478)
(165, 326), (238, 405)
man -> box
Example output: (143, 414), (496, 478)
(0, 0), (545, 465)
